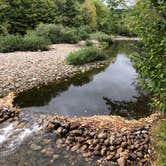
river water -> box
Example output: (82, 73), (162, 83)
(14, 40), (152, 119)
(0, 40), (153, 165)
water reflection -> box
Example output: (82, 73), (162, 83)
(14, 41), (152, 119)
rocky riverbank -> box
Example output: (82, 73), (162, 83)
(0, 44), (110, 97)
(39, 112), (160, 166)
(0, 93), (19, 123)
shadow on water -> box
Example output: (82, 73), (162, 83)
(14, 40), (153, 119)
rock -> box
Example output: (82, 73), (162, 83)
(70, 123), (80, 130)
(83, 152), (91, 158)
(98, 132), (107, 139)
(129, 153), (137, 160)
(93, 139), (99, 145)
(52, 121), (61, 130)
(101, 147), (106, 156)
(117, 157), (127, 166)
(52, 154), (60, 160)
(110, 146), (115, 151)
(76, 137), (85, 143)
(30, 144), (42, 151)
(80, 145), (88, 151)
(136, 152), (143, 158)
(109, 135), (115, 145)
(70, 130), (82, 136)
(104, 139), (110, 146)
(56, 127), (64, 137)
(106, 154), (114, 161)
(71, 144), (81, 152)
(95, 144), (101, 151)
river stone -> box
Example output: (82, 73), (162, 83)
(117, 157), (127, 166)
(70, 130), (82, 136)
(30, 144), (42, 151)
(98, 132), (107, 139)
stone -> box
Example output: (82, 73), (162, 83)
(106, 154), (114, 161)
(137, 152), (143, 158)
(95, 144), (101, 151)
(30, 144), (42, 151)
(52, 154), (60, 160)
(117, 157), (127, 166)
(109, 135), (115, 145)
(80, 145), (88, 151)
(71, 144), (81, 152)
(98, 132), (107, 139)
(110, 146), (115, 151)
(83, 152), (91, 158)
(70, 130), (82, 136)
(52, 121), (61, 130)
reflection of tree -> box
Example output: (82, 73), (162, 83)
(103, 94), (153, 119)
(104, 40), (138, 58)
(13, 65), (109, 108)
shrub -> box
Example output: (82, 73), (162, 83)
(77, 26), (91, 40)
(61, 27), (79, 44)
(66, 47), (108, 65)
(22, 31), (49, 51)
(90, 32), (113, 45)
(85, 40), (93, 47)
(36, 23), (79, 44)
(0, 34), (23, 52)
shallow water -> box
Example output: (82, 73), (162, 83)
(14, 41), (153, 119)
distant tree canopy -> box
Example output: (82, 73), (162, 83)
(0, 0), (130, 35)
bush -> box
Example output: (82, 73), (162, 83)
(22, 31), (49, 51)
(0, 34), (23, 52)
(66, 47), (108, 65)
(77, 26), (91, 40)
(61, 27), (79, 44)
(90, 32), (113, 45)
(36, 23), (79, 44)
(85, 40), (93, 47)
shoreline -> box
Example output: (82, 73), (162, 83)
(0, 43), (110, 97)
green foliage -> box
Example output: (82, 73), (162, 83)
(0, 34), (23, 52)
(90, 32), (113, 45)
(82, 0), (97, 31)
(0, 0), (57, 34)
(66, 47), (108, 65)
(152, 119), (166, 165)
(0, 32), (49, 52)
(36, 23), (79, 44)
(77, 26), (91, 40)
(128, 0), (166, 111)
(22, 31), (49, 51)
(85, 40), (94, 47)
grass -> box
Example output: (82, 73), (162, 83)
(152, 117), (166, 166)
(66, 47), (108, 65)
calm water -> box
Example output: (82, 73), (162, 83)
(14, 41), (153, 119)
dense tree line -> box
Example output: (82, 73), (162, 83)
(0, 0), (131, 35)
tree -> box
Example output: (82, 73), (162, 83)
(128, 0), (166, 111)
(82, 0), (97, 31)
(0, 0), (56, 34)
(54, 0), (83, 27)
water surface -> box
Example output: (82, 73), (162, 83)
(14, 41), (153, 119)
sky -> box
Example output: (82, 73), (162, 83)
(126, 0), (136, 6)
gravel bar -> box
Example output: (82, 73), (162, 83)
(0, 44), (108, 96)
